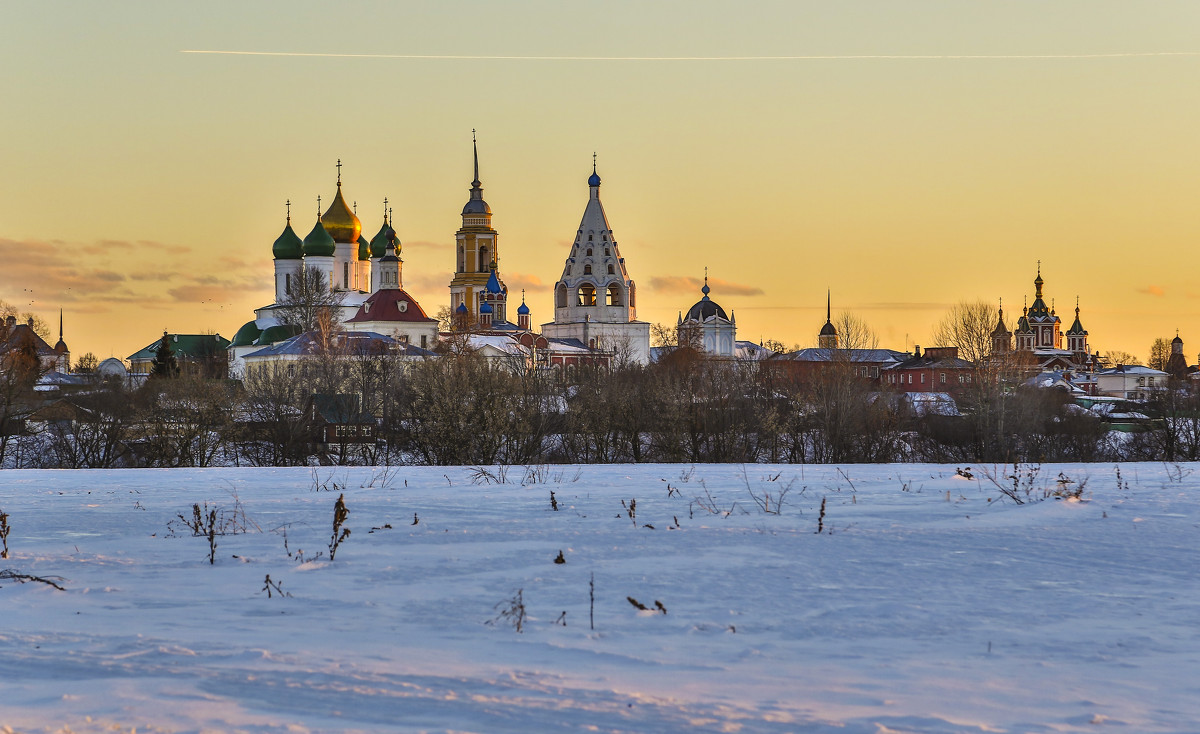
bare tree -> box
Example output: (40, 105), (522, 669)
(1103, 350), (1141, 367)
(926, 300), (1022, 462)
(1148, 338), (1172, 372)
(276, 265), (346, 334)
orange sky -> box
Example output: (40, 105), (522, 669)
(3, 2), (1200, 362)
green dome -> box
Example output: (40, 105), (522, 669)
(259, 323), (302, 345)
(230, 320), (263, 347)
(358, 234), (370, 261)
(272, 222), (303, 260)
(369, 221), (391, 258)
(302, 218), (335, 257)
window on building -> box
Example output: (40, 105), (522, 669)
(285, 273), (291, 295)
(578, 283), (596, 307)
(607, 284), (622, 306)
(608, 264), (615, 275)
(344, 262), (349, 289)
(586, 248), (593, 256)
(287, 364), (295, 378)
(920, 373), (925, 384)
(420, 335), (427, 349)
(940, 373), (946, 384)
(555, 283), (567, 308)
(584, 264), (592, 275)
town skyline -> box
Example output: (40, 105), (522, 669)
(4, 2), (1200, 362)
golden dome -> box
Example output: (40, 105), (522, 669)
(321, 182), (362, 244)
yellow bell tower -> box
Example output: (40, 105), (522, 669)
(449, 131), (506, 322)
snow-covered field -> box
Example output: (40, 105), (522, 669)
(1, 462), (1198, 733)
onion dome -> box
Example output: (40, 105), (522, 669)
(369, 221), (392, 258)
(357, 234), (370, 261)
(272, 219), (303, 260)
(516, 299), (530, 316)
(1173, 334), (1184, 345)
(480, 302), (493, 314)
(230, 320), (263, 348)
(588, 157), (601, 187)
(819, 320), (837, 336)
(456, 302), (469, 315)
(685, 277), (727, 321)
(485, 265), (504, 294)
(302, 218), (335, 257)
(321, 179), (362, 244)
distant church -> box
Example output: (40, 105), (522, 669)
(541, 160), (650, 363)
(229, 138), (657, 375)
(990, 264), (1096, 371)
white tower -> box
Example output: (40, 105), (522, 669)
(541, 159), (650, 363)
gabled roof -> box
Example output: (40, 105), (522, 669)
(244, 331), (434, 360)
(1, 323), (58, 358)
(346, 288), (436, 324)
(773, 348), (909, 364)
(128, 334), (230, 362)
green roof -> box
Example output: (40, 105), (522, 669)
(302, 218), (335, 257)
(272, 222), (303, 260)
(230, 320), (263, 347)
(369, 221), (391, 258)
(357, 234), (371, 261)
(128, 333), (231, 362)
(258, 323), (301, 345)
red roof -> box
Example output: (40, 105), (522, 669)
(346, 289), (437, 324)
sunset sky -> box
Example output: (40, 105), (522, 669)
(3, 2), (1200, 362)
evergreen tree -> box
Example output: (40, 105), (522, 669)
(151, 332), (180, 378)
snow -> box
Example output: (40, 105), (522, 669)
(1, 462), (1199, 733)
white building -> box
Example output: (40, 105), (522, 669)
(676, 275), (736, 357)
(541, 162), (650, 364)
(229, 164), (393, 377)
(1094, 364), (1168, 400)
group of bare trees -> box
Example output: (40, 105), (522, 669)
(6, 290), (1200, 467)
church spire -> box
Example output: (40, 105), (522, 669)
(819, 290), (838, 349)
(461, 130), (492, 219)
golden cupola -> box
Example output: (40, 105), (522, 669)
(321, 163), (362, 244)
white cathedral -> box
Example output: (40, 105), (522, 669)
(228, 139), (696, 376)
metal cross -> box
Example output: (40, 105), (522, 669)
(285, 199), (291, 223)
(317, 195), (321, 216)
(336, 159), (342, 184)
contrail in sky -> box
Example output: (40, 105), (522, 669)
(181, 50), (1200, 61)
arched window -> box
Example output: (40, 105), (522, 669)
(605, 248), (610, 256)
(607, 264), (614, 275)
(586, 248), (592, 256)
(588, 234), (593, 241)
(577, 283), (596, 307)
(478, 245), (489, 272)
(584, 264), (592, 275)
(285, 273), (291, 295)
(555, 283), (567, 308)
(457, 244), (465, 271)
(606, 284), (622, 306)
